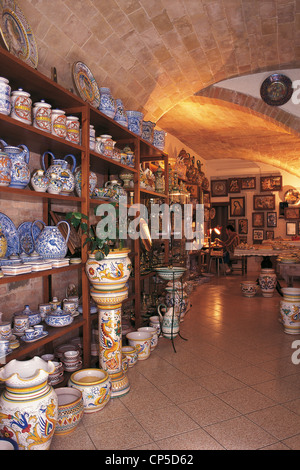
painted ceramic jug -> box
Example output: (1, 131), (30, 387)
(0, 139), (30, 189)
(0, 150), (11, 186)
(42, 151), (76, 195)
(0, 357), (58, 450)
(157, 303), (180, 339)
(32, 219), (70, 259)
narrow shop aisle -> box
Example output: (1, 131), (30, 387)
(51, 276), (300, 450)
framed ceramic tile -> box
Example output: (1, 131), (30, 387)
(253, 229), (264, 241)
(230, 196), (245, 217)
(284, 207), (300, 219)
(228, 178), (241, 193)
(239, 235), (247, 244)
(253, 194), (275, 210)
(238, 218), (248, 234)
(240, 177), (256, 190)
(267, 212), (277, 227)
(286, 222), (297, 236)
(252, 212), (264, 227)
(211, 179), (228, 197)
(260, 175), (282, 192)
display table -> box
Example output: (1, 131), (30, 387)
(278, 262), (300, 286)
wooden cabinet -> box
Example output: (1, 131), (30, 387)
(0, 47), (168, 367)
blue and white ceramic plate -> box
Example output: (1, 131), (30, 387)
(72, 61), (100, 108)
(17, 221), (41, 255)
(0, 212), (19, 256)
(0, 0), (38, 68)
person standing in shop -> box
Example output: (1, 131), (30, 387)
(216, 224), (240, 274)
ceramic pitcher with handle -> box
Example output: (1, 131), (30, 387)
(157, 303), (180, 339)
(42, 151), (76, 195)
(32, 219), (70, 259)
(0, 139), (30, 189)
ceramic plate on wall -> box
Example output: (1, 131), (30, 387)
(260, 73), (293, 106)
(17, 221), (41, 255)
(72, 61), (100, 108)
(0, 0), (38, 68)
(0, 212), (20, 256)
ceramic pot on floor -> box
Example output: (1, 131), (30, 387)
(259, 268), (277, 298)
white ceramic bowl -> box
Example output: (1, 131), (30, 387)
(126, 331), (152, 360)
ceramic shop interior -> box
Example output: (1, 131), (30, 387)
(0, 0), (300, 451)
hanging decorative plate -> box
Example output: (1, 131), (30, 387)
(72, 61), (100, 108)
(17, 221), (41, 255)
(0, 212), (20, 256)
(0, 0), (38, 68)
(284, 188), (300, 205)
(260, 73), (293, 106)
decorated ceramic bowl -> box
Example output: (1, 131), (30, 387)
(54, 387), (84, 435)
(126, 331), (152, 360)
(155, 267), (186, 281)
(68, 368), (111, 413)
(240, 281), (258, 298)
(44, 312), (73, 327)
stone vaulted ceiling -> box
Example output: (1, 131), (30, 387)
(16, 0), (300, 175)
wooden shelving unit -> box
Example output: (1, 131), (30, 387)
(0, 46), (168, 366)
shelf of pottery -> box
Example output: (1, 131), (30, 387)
(0, 46), (169, 368)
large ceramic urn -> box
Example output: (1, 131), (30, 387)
(280, 288), (300, 334)
(0, 357), (58, 450)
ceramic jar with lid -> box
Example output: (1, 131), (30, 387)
(10, 88), (32, 125)
(33, 100), (52, 133)
(51, 109), (67, 139)
(31, 169), (49, 192)
(66, 116), (80, 144)
(0, 77), (11, 115)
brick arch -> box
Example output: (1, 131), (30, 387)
(196, 86), (300, 137)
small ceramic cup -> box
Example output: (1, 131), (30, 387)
(34, 324), (44, 337)
(24, 328), (35, 341)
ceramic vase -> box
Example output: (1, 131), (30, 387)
(142, 120), (155, 143)
(0, 357), (58, 450)
(31, 169), (49, 192)
(74, 166), (97, 197)
(0, 151), (11, 186)
(280, 288), (300, 335)
(0, 77), (11, 115)
(0, 139), (30, 189)
(42, 151), (76, 195)
(114, 99), (128, 127)
(126, 111), (144, 136)
(99, 87), (116, 119)
(33, 100), (51, 133)
(259, 268), (277, 298)
(32, 219), (70, 259)
(68, 369), (111, 413)
(10, 89), (32, 125)
(153, 130), (165, 151)
(85, 249), (132, 292)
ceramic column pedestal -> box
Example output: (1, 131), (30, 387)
(90, 287), (130, 398)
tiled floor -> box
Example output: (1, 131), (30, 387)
(51, 274), (300, 450)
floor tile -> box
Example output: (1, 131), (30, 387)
(195, 371), (245, 394)
(156, 376), (212, 404)
(247, 405), (300, 440)
(133, 404), (199, 440)
(179, 395), (240, 427)
(156, 428), (225, 450)
(204, 416), (277, 450)
(226, 365), (275, 385)
(86, 416), (153, 450)
(218, 386), (276, 414)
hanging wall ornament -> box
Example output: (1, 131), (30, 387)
(260, 73), (293, 106)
